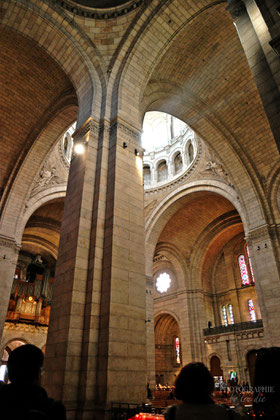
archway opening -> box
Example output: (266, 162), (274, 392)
(210, 355), (223, 388)
(154, 313), (181, 386)
(0, 339), (27, 382)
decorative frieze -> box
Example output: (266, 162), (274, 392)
(4, 321), (48, 333)
(110, 118), (141, 147)
(0, 235), (20, 253)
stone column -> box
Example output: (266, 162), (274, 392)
(177, 291), (192, 365)
(146, 276), (155, 388)
(187, 290), (207, 363)
(226, 0), (280, 151)
(246, 225), (280, 346)
(44, 116), (147, 419)
(43, 119), (102, 419)
(96, 119), (146, 410)
(0, 235), (20, 340)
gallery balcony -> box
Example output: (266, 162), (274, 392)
(203, 319), (263, 337)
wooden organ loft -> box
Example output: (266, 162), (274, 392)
(6, 253), (55, 326)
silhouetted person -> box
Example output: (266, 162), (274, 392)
(253, 347), (280, 420)
(164, 362), (242, 420)
(0, 344), (66, 420)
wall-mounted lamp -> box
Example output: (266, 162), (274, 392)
(74, 142), (85, 155)
(135, 149), (140, 156)
(123, 142), (128, 149)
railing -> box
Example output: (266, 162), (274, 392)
(203, 319), (263, 336)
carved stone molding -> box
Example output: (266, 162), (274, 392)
(57, 0), (143, 19)
(110, 118), (141, 147)
(4, 321), (48, 333)
(246, 224), (280, 244)
(0, 235), (20, 252)
(200, 158), (235, 189)
(226, 0), (246, 20)
(72, 118), (100, 141)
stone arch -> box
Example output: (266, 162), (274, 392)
(186, 141), (194, 164)
(1, 0), (105, 123)
(157, 159), (168, 182)
(154, 243), (190, 291)
(173, 151), (183, 174)
(145, 181), (245, 278)
(154, 312), (182, 383)
(0, 338), (28, 364)
(112, 1), (220, 124)
(154, 310), (180, 326)
(143, 164), (152, 185)
(266, 162), (280, 226)
(17, 188), (66, 246)
(0, 108), (72, 242)
(210, 354), (224, 378)
(111, 0), (272, 229)
(191, 211), (243, 292)
(141, 86), (268, 228)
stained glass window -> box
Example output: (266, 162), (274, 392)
(175, 337), (180, 364)
(246, 245), (255, 284)
(238, 255), (250, 286)
(248, 299), (256, 322)
(228, 304), (234, 324)
(222, 305), (228, 326)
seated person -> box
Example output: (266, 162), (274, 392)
(0, 344), (66, 420)
(253, 347), (280, 420)
(164, 362), (243, 420)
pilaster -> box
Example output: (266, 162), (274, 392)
(0, 235), (20, 340)
(96, 118), (146, 411)
(43, 118), (101, 417)
(146, 276), (155, 388)
(246, 224), (280, 346)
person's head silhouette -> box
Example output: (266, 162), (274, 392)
(174, 362), (214, 404)
(7, 344), (44, 386)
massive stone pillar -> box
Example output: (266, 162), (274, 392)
(0, 235), (20, 340)
(246, 225), (280, 346)
(227, 0), (280, 151)
(44, 117), (146, 419)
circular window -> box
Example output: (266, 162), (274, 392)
(156, 272), (171, 293)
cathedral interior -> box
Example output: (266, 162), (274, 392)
(0, 0), (280, 418)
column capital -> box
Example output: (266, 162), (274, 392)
(110, 116), (143, 150)
(245, 224), (279, 246)
(0, 234), (20, 253)
(226, 0), (246, 20)
(72, 117), (101, 141)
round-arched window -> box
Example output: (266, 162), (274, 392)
(156, 272), (171, 293)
